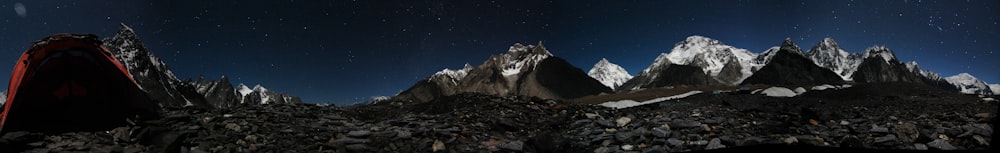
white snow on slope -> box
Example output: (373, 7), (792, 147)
(599, 91), (703, 109)
(237, 83), (253, 97)
(588, 58), (633, 89)
(862, 45), (897, 65)
(991, 84), (1000, 95)
(759, 87), (797, 97)
(432, 63), (473, 86)
(945, 73), (993, 95)
(252, 85), (273, 104)
(811, 84), (836, 91)
(500, 43), (551, 77)
(664, 35), (759, 80)
(806, 38), (863, 81)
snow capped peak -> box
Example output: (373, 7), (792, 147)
(945, 73), (993, 95)
(806, 37), (862, 80)
(683, 35), (723, 45)
(597, 58), (611, 65)
(431, 63), (474, 85)
(252, 84), (268, 92)
(667, 35), (735, 65)
(810, 37), (848, 57)
(950, 73), (977, 80)
(779, 38), (804, 55)
(463, 63), (474, 70)
(904, 61), (942, 80)
(588, 58), (633, 89)
(904, 61), (919, 71)
(433, 65), (472, 78)
(237, 83), (253, 97)
(508, 43), (529, 53)
(863, 45), (897, 64)
(118, 22), (135, 33)
(498, 42), (552, 76)
(665, 35), (756, 78)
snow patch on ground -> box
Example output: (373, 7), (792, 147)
(599, 91), (703, 109)
(794, 87), (807, 94)
(811, 84), (836, 91)
(759, 87), (797, 97)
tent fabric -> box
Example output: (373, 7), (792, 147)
(0, 34), (160, 133)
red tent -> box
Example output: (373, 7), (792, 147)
(0, 34), (159, 133)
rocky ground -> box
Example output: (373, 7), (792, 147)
(0, 84), (996, 153)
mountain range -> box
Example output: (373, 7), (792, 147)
(391, 35), (994, 103)
(104, 23), (301, 109)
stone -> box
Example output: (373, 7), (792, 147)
(873, 134), (898, 144)
(347, 130), (371, 137)
(795, 135), (825, 146)
(972, 124), (993, 136)
(345, 144), (367, 151)
(597, 120), (616, 128)
(500, 141), (523, 151)
(225, 123), (242, 132)
(893, 122), (919, 143)
(690, 140), (708, 145)
(669, 119), (702, 128)
(869, 126), (889, 133)
(974, 113), (990, 118)
(594, 147), (614, 153)
(840, 120), (850, 125)
(914, 143), (928, 150)
(432, 140), (446, 152)
(926, 139), (956, 150)
(705, 138), (726, 150)
(333, 137), (370, 145)
(615, 131), (634, 142)
(972, 135), (988, 146)
(396, 130), (412, 139)
(585, 113), (601, 119)
(652, 127), (670, 138)
(642, 145), (667, 153)
(666, 138), (684, 147)
(616, 117), (632, 127)
(782, 136), (798, 144)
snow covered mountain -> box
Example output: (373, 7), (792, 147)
(234, 83), (302, 105)
(945, 73), (994, 95)
(588, 58), (633, 90)
(392, 64), (474, 103)
(663, 36), (763, 85)
(105, 23), (300, 108)
(190, 75), (238, 108)
(104, 23), (210, 108)
(904, 61), (944, 81)
(394, 42), (609, 103)
(620, 53), (719, 91)
(904, 61), (959, 91)
(806, 38), (863, 81)
(851, 45), (923, 83)
(432, 64), (474, 87)
(741, 38), (845, 86)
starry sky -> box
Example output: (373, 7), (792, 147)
(1, 0), (997, 104)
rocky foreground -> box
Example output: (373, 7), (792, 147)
(1, 84), (996, 153)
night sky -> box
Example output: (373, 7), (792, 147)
(2, 0), (997, 104)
